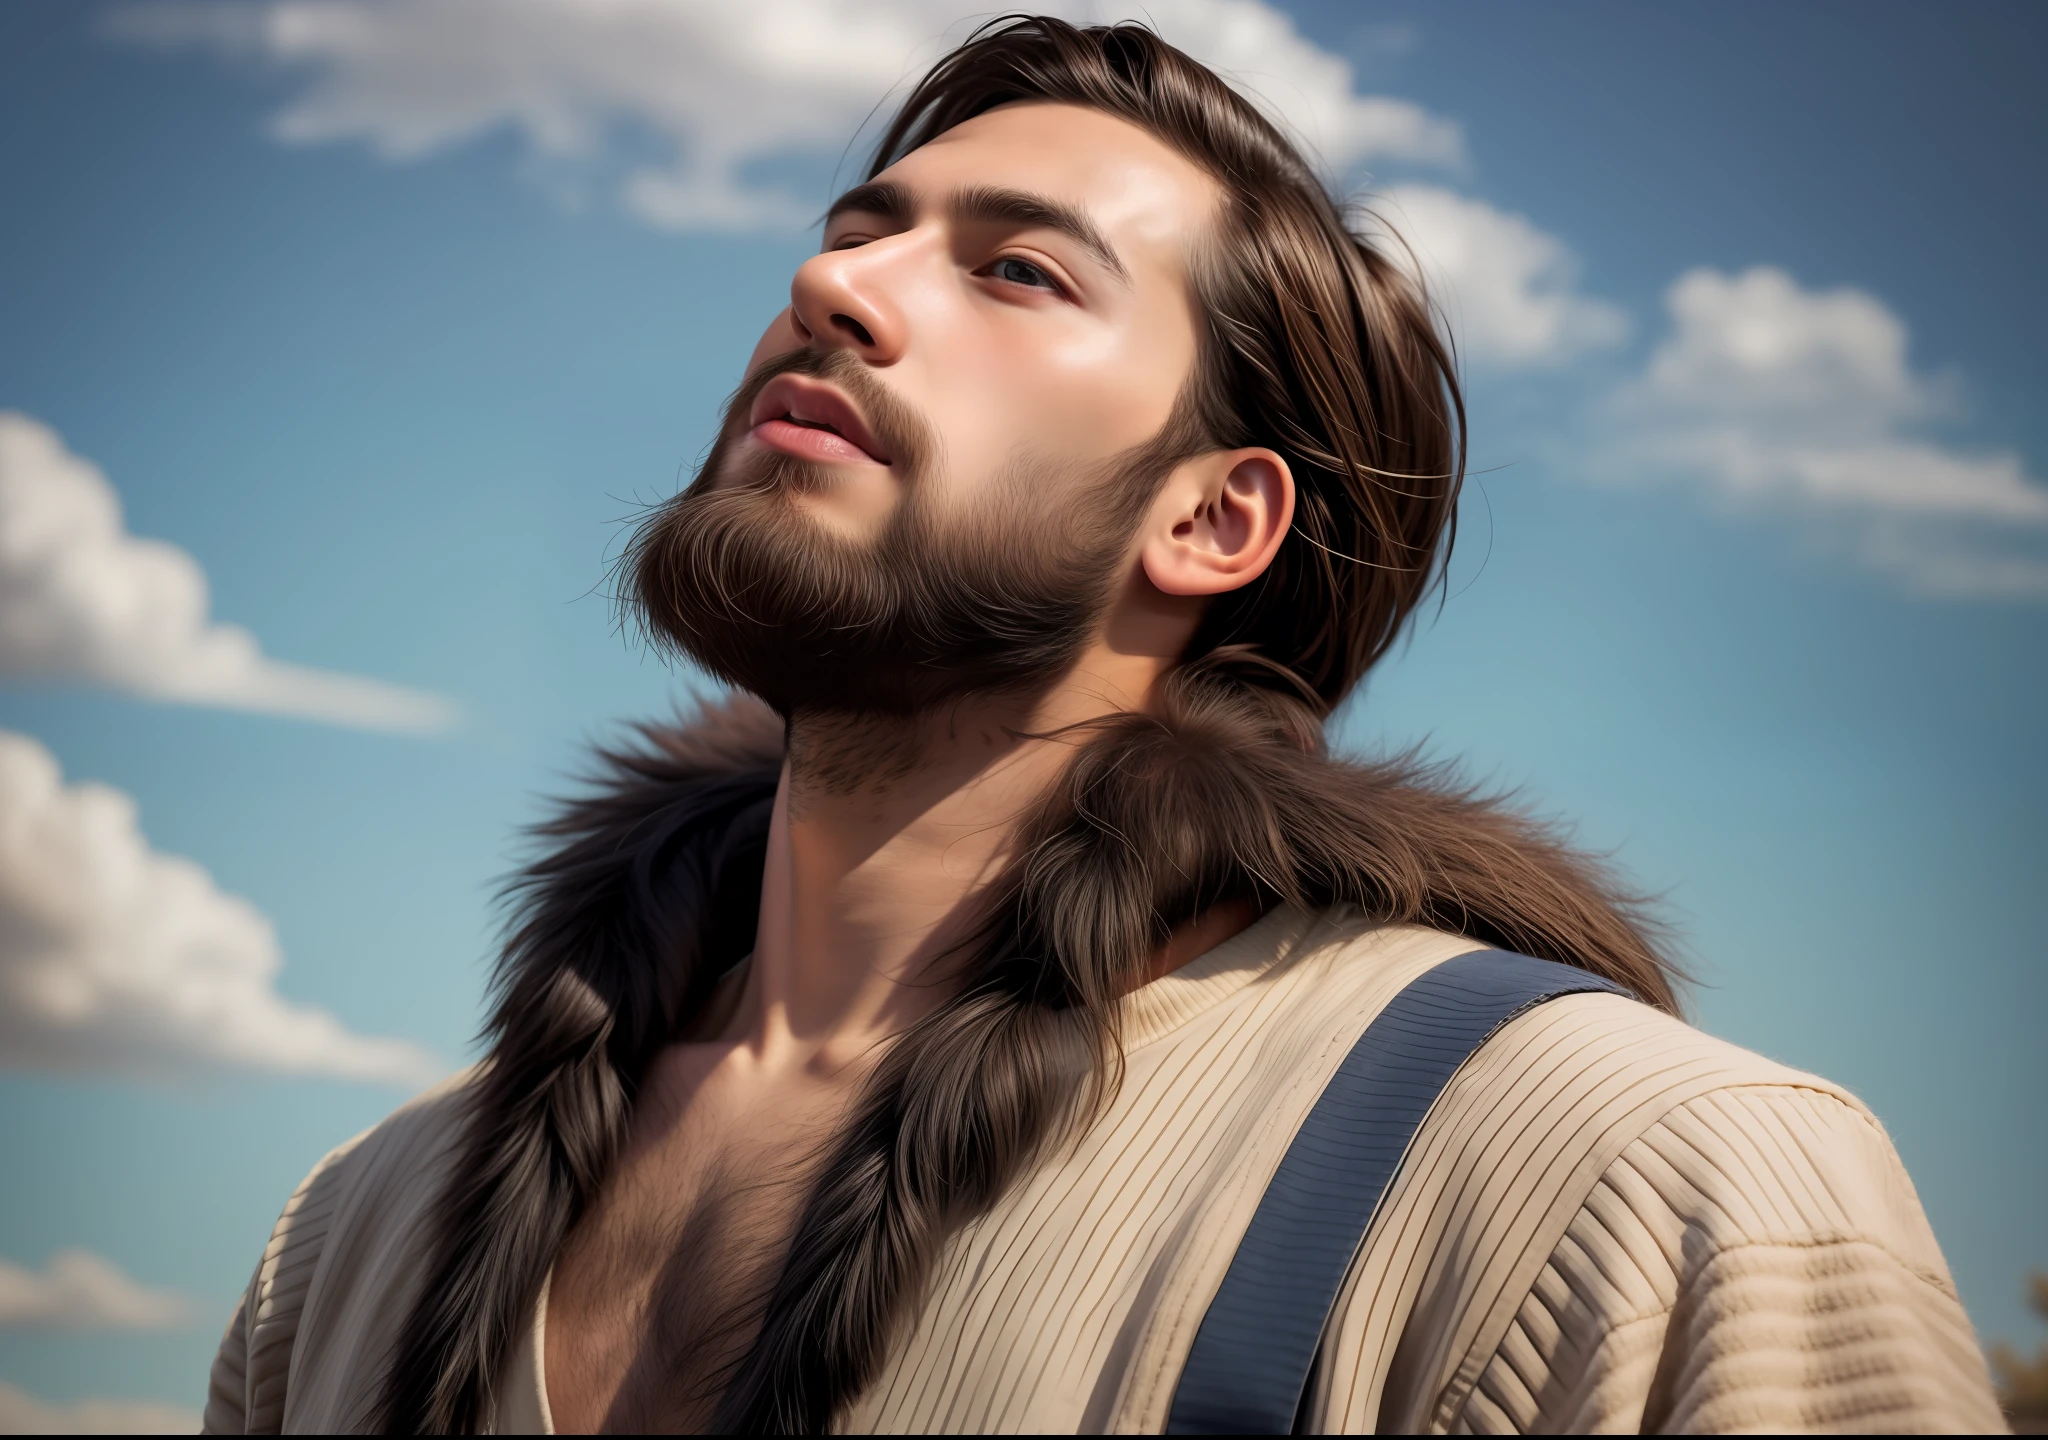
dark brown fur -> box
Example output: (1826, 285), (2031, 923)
(715, 662), (1676, 1432)
(374, 676), (1673, 1432)
(373, 19), (1678, 1433)
(367, 701), (780, 1433)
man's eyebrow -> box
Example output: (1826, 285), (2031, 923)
(823, 180), (915, 228)
(953, 184), (1131, 286)
(822, 179), (1132, 288)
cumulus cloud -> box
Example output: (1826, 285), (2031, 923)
(0, 1381), (196, 1435)
(0, 1250), (187, 1330)
(1112, 0), (1464, 172)
(1368, 184), (1628, 365)
(1608, 267), (2048, 596)
(108, 0), (1464, 231)
(0, 729), (440, 1084)
(0, 412), (455, 730)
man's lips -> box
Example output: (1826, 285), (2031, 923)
(747, 374), (892, 466)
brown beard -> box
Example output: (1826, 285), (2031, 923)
(626, 348), (1183, 717)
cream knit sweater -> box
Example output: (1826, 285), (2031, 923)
(205, 906), (2003, 1433)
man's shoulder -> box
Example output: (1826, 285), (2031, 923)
(1464, 984), (1903, 1205)
(258, 1063), (483, 1303)
(1475, 985), (1850, 1113)
(1294, 912), (1872, 1188)
(1303, 909), (1856, 1120)
(229, 1066), (483, 1431)
(1310, 931), (1990, 1433)
(296, 1063), (484, 1214)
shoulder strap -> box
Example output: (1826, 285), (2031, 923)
(1164, 948), (1631, 1435)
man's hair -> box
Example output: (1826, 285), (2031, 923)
(869, 16), (1465, 712)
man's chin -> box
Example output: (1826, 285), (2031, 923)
(709, 446), (834, 497)
(717, 457), (907, 557)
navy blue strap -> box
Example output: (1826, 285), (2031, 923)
(1164, 949), (1631, 1435)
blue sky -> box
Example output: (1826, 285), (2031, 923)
(1, 0), (2042, 1424)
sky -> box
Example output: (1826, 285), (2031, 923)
(1, 0), (2043, 1426)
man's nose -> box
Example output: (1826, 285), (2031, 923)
(788, 240), (912, 365)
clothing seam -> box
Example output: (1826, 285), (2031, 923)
(1677, 1232), (1961, 1304)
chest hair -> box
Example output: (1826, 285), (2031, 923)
(551, 1137), (819, 1433)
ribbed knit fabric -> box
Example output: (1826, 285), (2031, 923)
(205, 1132), (362, 1434)
(202, 906), (2004, 1434)
(1353, 1088), (1998, 1434)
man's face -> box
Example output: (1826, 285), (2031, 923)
(635, 102), (1222, 713)
(734, 101), (1215, 537)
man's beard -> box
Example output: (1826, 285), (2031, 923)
(628, 349), (1182, 717)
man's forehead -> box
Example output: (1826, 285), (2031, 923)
(869, 102), (1218, 265)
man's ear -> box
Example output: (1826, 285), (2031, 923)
(1140, 448), (1294, 597)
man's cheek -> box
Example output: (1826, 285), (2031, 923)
(744, 313), (804, 377)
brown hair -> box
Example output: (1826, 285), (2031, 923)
(374, 18), (1677, 1434)
(868, 15), (1466, 711)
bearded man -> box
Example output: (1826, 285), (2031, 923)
(202, 18), (2002, 1436)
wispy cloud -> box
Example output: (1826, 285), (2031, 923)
(1367, 185), (1629, 366)
(0, 1250), (187, 1330)
(0, 728), (440, 1085)
(0, 1380), (196, 1435)
(107, 0), (1464, 231)
(1602, 267), (2048, 596)
(0, 412), (456, 729)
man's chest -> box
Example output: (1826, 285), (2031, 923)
(540, 1064), (842, 1431)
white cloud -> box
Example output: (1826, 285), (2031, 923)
(0, 1380), (196, 1436)
(0, 1250), (187, 1330)
(0, 729), (440, 1084)
(109, 0), (1464, 232)
(1640, 267), (1934, 438)
(0, 412), (455, 730)
(1102, 0), (1464, 173)
(1608, 267), (2048, 596)
(1368, 184), (1629, 365)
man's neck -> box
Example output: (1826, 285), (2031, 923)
(717, 645), (1169, 1073)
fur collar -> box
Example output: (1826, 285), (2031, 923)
(373, 685), (1673, 1431)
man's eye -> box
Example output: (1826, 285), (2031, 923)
(989, 257), (1058, 291)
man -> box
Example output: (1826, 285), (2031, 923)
(203, 18), (2003, 1435)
